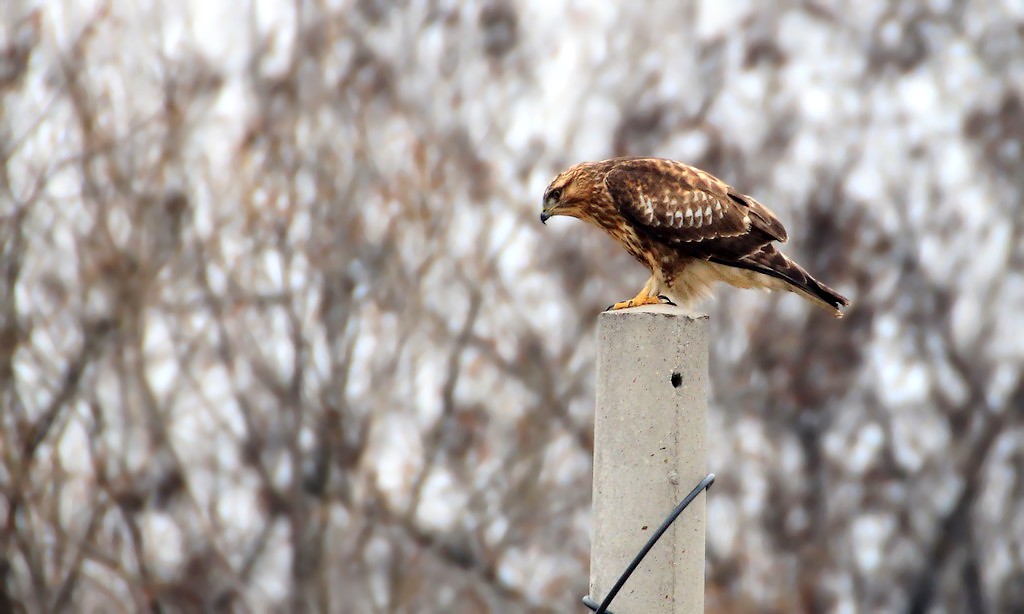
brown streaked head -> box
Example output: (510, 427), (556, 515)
(539, 162), (604, 224)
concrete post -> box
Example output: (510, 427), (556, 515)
(590, 305), (708, 613)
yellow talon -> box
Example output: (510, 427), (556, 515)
(606, 292), (663, 311)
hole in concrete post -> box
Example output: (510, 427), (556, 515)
(671, 372), (682, 388)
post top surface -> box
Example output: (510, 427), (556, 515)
(598, 305), (709, 320)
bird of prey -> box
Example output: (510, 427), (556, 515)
(540, 157), (850, 317)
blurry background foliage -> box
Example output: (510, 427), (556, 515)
(1, 0), (1022, 612)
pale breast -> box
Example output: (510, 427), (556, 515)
(615, 224), (657, 269)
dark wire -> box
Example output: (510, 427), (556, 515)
(582, 472), (716, 614)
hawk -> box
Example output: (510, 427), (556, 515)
(540, 157), (850, 317)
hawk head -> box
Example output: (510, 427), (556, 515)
(540, 163), (600, 224)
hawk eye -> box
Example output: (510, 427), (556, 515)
(547, 188), (562, 202)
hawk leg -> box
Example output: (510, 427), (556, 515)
(606, 277), (670, 310)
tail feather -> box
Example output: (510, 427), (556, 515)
(710, 245), (850, 317)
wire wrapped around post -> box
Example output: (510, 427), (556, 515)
(583, 473), (715, 614)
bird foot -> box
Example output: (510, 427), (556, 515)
(605, 294), (665, 311)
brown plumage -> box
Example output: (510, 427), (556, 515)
(540, 157), (850, 317)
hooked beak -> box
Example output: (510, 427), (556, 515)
(540, 210), (551, 224)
